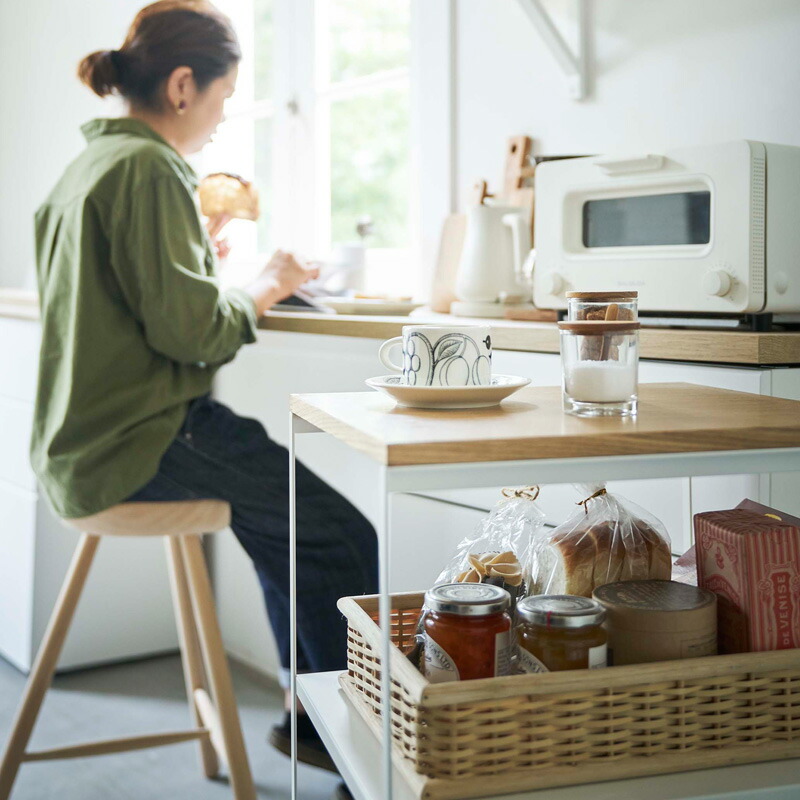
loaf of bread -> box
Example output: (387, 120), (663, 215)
(198, 172), (260, 221)
(531, 492), (672, 597)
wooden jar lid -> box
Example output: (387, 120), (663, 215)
(565, 291), (639, 300)
(558, 320), (641, 335)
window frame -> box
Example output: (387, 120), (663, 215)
(206, 0), (456, 297)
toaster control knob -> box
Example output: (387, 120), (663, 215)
(544, 272), (565, 295)
(703, 270), (733, 297)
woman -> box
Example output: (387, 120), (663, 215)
(32, 0), (377, 774)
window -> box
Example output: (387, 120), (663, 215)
(206, 0), (413, 294)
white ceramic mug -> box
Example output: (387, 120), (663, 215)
(378, 325), (492, 387)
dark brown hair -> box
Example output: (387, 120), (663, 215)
(78, 0), (240, 110)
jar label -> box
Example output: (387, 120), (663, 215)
(589, 643), (607, 669)
(517, 647), (549, 674)
(495, 630), (511, 676)
(424, 636), (460, 683)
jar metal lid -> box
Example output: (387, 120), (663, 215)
(558, 320), (640, 334)
(516, 595), (606, 628)
(425, 583), (510, 616)
(565, 291), (639, 300)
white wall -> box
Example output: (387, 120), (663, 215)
(0, 1), (137, 288)
(4, 0), (797, 288)
(454, 0), (800, 200)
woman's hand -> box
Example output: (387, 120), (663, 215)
(206, 213), (232, 264)
(245, 250), (320, 315)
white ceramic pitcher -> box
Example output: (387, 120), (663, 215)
(455, 204), (532, 304)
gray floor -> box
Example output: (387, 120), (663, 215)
(0, 654), (341, 800)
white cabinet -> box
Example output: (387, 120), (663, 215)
(0, 316), (178, 674)
(389, 495), (486, 593)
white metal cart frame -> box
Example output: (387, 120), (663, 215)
(287, 384), (800, 800)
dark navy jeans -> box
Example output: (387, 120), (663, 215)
(126, 394), (378, 684)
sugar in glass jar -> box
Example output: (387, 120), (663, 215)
(558, 319), (640, 417)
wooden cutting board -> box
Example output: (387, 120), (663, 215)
(430, 213), (467, 314)
(499, 135), (535, 241)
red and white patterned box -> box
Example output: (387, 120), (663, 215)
(694, 499), (800, 654)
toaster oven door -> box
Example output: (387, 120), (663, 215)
(533, 141), (766, 314)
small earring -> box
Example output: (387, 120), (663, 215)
(176, 101), (186, 114)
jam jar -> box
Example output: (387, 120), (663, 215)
(423, 583), (512, 682)
(566, 291), (638, 322)
(516, 595), (607, 672)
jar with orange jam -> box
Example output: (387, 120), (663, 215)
(423, 583), (512, 682)
(516, 595), (607, 672)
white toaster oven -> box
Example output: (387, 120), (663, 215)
(533, 140), (800, 317)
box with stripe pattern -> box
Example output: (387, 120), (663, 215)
(695, 499), (800, 654)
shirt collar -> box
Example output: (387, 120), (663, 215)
(81, 118), (198, 187)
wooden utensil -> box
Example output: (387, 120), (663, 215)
(499, 135), (535, 241)
(502, 135), (532, 197)
(469, 179), (491, 207)
(503, 307), (558, 322)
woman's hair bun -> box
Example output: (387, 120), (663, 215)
(77, 50), (121, 98)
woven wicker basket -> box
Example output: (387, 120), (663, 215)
(337, 591), (800, 800)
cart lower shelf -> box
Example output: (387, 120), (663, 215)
(297, 672), (800, 800)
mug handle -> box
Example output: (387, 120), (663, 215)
(378, 336), (404, 372)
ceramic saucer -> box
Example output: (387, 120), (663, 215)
(365, 375), (531, 410)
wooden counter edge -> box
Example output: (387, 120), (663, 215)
(260, 312), (800, 367)
(0, 303), (39, 321)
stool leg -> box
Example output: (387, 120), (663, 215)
(180, 535), (256, 800)
(0, 534), (100, 800)
(165, 537), (220, 778)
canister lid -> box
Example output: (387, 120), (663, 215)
(516, 595), (606, 628)
(558, 320), (640, 335)
(565, 291), (639, 300)
(593, 580), (716, 612)
(425, 583), (510, 616)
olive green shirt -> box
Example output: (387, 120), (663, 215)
(32, 118), (258, 518)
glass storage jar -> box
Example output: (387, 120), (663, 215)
(566, 291), (638, 322)
(516, 595), (607, 672)
(558, 319), (640, 416)
(423, 583), (512, 683)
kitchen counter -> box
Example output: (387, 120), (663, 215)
(5, 286), (800, 366)
(0, 289), (38, 321)
(259, 309), (800, 366)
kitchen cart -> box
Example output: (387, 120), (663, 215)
(287, 383), (800, 800)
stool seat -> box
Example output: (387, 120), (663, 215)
(65, 500), (231, 537)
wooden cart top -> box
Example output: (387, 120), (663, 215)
(289, 383), (800, 466)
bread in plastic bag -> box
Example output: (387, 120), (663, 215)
(529, 483), (672, 597)
(434, 486), (546, 606)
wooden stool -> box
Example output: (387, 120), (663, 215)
(0, 501), (256, 800)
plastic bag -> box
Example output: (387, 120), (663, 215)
(406, 486), (546, 676)
(434, 486), (546, 605)
(528, 483), (672, 597)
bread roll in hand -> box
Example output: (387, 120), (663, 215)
(199, 173), (260, 221)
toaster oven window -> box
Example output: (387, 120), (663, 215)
(583, 191), (711, 247)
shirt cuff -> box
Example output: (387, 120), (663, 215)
(224, 286), (259, 345)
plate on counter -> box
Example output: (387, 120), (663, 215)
(321, 297), (423, 316)
(366, 375), (531, 410)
